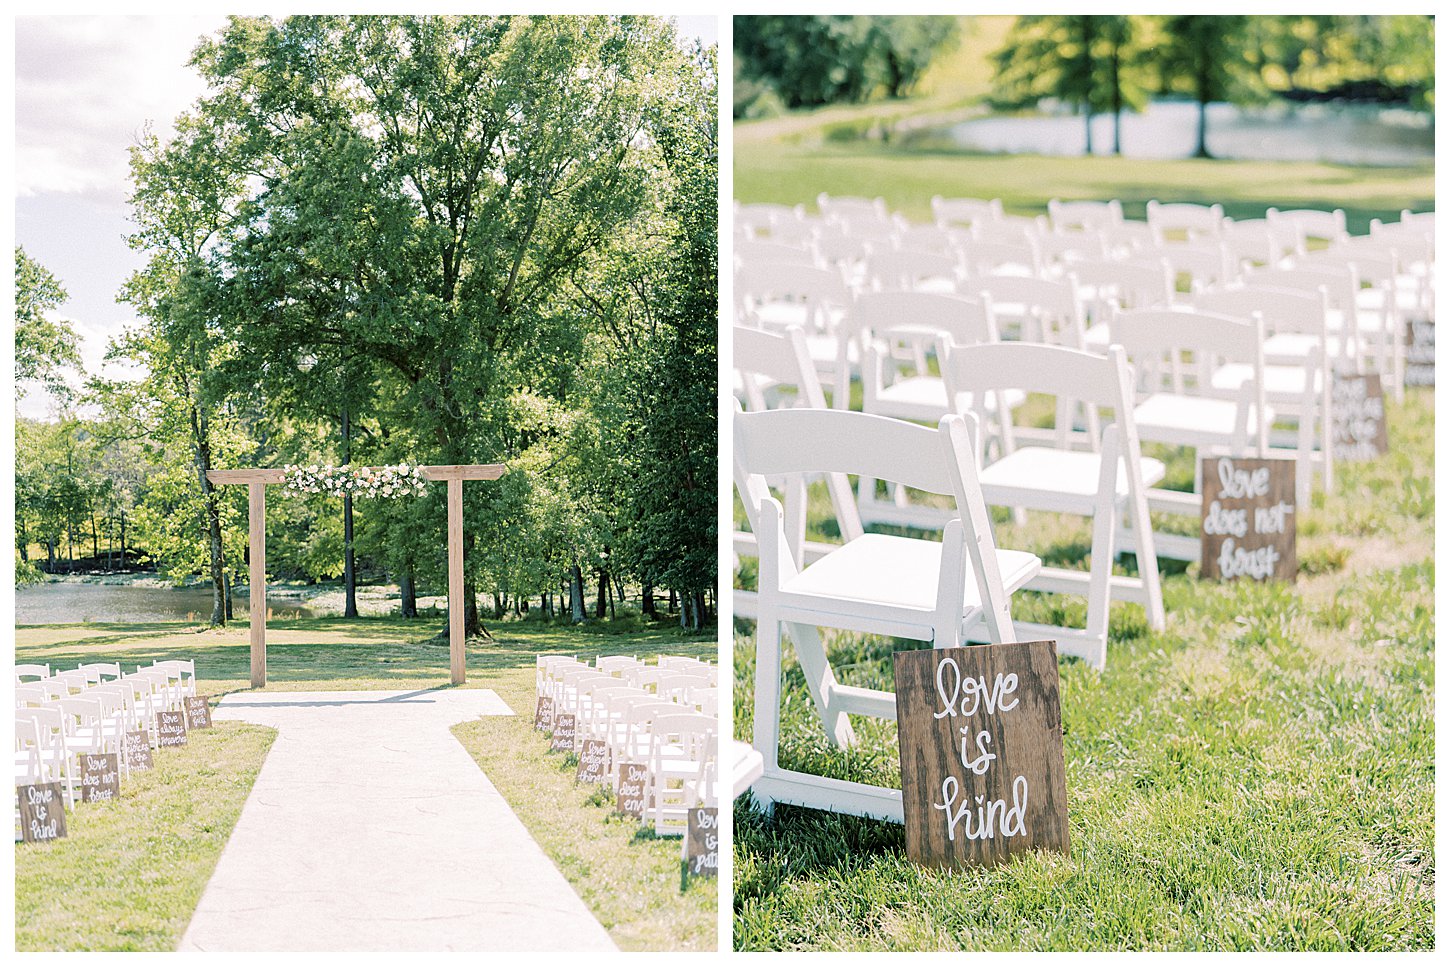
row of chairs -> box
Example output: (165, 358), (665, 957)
(15, 660), (198, 809)
(536, 654), (716, 836)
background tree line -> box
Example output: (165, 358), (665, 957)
(735, 14), (1435, 156)
(14, 15), (717, 633)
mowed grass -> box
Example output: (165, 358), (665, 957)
(15, 611), (719, 950)
(733, 388), (1434, 951)
(14, 722), (276, 951)
(452, 628), (718, 951)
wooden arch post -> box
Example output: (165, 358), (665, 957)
(206, 464), (506, 687)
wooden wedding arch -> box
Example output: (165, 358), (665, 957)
(206, 464), (505, 688)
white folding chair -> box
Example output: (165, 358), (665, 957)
(941, 341), (1166, 667)
(931, 195), (1003, 231)
(1077, 257), (1175, 351)
(644, 711), (717, 836)
(1146, 200), (1225, 242)
(1110, 306), (1273, 561)
(151, 659), (197, 699)
(1048, 198), (1124, 232)
(14, 664), (51, 683)
(1267, 207), (1349, 249)
(735, 261), (857, 407)
(866, 246), (961, 295)
(1194, 284), (1333, 506)
(736, 407), (1040, 822)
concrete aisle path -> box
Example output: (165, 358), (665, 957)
(179, 689), (617, 952)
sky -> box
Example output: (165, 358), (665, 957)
(11, 13), (720, 422)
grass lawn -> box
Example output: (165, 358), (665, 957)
(733, 387), (1434, 951)
(14, 611), (718, 951)
(14, 721), (276, 951)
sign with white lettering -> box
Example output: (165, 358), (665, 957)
(1405, 318), (1434, 387)
(533, 696), (554, 733)
(1331, 373), (1388, 462)
(157, 710), (188, 748)
(616, 761), (649, 818)
(17, 782), (67, 843)
(550, 713), (577, 753)
(80, 753), (121, 803)
(1200, 455), (1297, 582)
(124, 729), (154, 770)
(684, 807), (719, 878)
(893, 641), (1069, 869)
(184, 696), (212, 731)
(576, 739), (610, 783)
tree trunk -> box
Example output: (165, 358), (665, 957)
(90, 512), (99, 560)
(493, 591), (505, 620)
(1110, 44), (1124, 156)
(569, 564), (586, 623)
(224, 568), (235, 620)
(595, 568), (608, 619)
(46, 538), (55, 570)
(342, 407), (359, 619)
(668, 588), (677, 613)
(642, 584), (656, 618)
(119, 511), (126, 569)
(1084, 107), (1094, 156)
(399, 564), (418, 618)
(191, 405), (227, 627)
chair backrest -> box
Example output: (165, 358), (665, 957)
(850, 290), (997, 348)
(931, 195), (1003, 229)
(1037, 229), (1107, 267)
(15, 685), (48, 707)
(736, 239), (817, 268)
(17, 705), (67, 745)
(14, 663), (51, 682)
(1192, 284), (1329, 339)
(78, 662), (123, 685)
(1221, 217), (1303, 269)
(1267, 207), (1348, 247)
(595, 655), (640, 677)
(961, 238), (1041, 278)
(1048, 198), (1124, 231)
(1110, 306), (1266, 398)
(52, 670), (90, 695)
(867, 247), (959, 292)
(1099, 220), (1158, 258)
(971, 274), (1084, 348)
(817, 193), (887, 221)
(897, 224), (963, 257)
(1147, 200), (1225, 240)
(735, 262), (852, 325)
(736, 202), (805, 238)
(1071, 258), (1174, 314)
(1152, 241), (1235, 293)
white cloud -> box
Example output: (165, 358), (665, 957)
(14, 15), (224, 202)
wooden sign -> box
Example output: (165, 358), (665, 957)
(17, 782), (67, 843)
(1405, 318), (1434, 387)
(893, 641), (1069, 869)
(616, 761), (649, 818)
(184, 696), (213, 730)
(533, 696), (554, 733)
(1331, 373), (1389, 462)
(550, 713), (577, 753)
(684, 807), (719, 878)
(157, 710), (188, 747)
(1200, 455), (1296, 582)
(124, 730), (154, 770)
(80, 753), (121, 803)
(576, 739), (610, 783)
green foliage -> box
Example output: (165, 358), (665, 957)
(14, 246), (80, 400)
(734, 16), (958, 114)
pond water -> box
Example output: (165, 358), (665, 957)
(13, 581), (319, 625)
(910, 100), (1432, 167)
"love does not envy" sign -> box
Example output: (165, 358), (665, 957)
(1200, 455), (1296, 582)
(893, 640), (1069, 869)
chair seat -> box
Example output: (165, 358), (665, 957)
(1211, 363), (1321, 397)
(1263, 332), (1344, 361)
(782, 534), (1040, 613)
(804, 333), (859, 367)
(980, 447), (1166, 511)
(874, 377), (1025, 416)
(1133, 393), (1272, 447)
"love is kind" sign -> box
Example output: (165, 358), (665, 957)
(893, 641), (1069, 869)
(1200, 455), (1296, 582)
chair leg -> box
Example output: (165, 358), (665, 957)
(753, 612), (783, 775)
(783, 621), (856, 748)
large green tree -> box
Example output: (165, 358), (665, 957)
(1155, 15), (1263, 159)
(14, 247), (80, 400)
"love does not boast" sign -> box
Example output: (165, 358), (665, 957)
(684, 807), (719, 878)
(1200, 455), (1297, 582)
(18, 782), (67, 843)
(124, 729), (154, 770)
(1405, 318), (1434, 387)
(1331, 373), (1389, 462)
(550, 713), (577, 753)
(157, 710), (188, 748)
(80, 753), (121, 803)
(893, 640), (1069, 869)
(184, 696), (213, 730)
(616, 761), (649, 818)
(533, 696), (555, 733)
(576, 739), (610, 783)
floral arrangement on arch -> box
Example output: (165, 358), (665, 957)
(280, 463), (430, 499)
